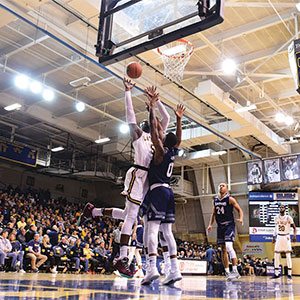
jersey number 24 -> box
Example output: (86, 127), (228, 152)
(216, 206), (225, 215)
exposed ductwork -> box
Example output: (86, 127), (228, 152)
(194, 80), (290, 155)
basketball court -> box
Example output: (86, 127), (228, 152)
(1, 0), (300, 299)
(0, 273), (299, 299)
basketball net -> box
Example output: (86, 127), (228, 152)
(158, 39), (194, 83)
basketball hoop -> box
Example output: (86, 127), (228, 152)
(157, 39), (194, 83)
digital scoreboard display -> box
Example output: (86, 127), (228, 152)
(249, 191), (300, 242)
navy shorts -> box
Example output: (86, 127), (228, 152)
(217, 222), (235, 245)
(139, 190), (151, 217)
(142, 186), (175, 223)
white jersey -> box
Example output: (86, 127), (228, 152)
(274, 214), (294, 252)
(132, 131), (153, 168)
(122, 132), (153, 205)
(274, 214), (294, 235)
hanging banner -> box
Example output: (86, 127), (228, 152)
(288, 39), (300, 94)
(0, 142), (37, 167)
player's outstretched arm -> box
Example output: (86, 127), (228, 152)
(145, 89), (164, 165)
(230, 196), (244, 226)
(207, 203), (216, 233)
(124, 78), (142, 141)
(174, 104), (185, 148)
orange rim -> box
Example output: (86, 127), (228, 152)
(157, 38), (194, 59)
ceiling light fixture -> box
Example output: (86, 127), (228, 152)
(30, 81), (43, 94)
(285, 116), (294, 126)
(75, 101), (86, 112)
(4, 103), (22, 111)
(119, 124), (130, 134)
(42, 89), (55, 101)
(95, 137), (110, 144)
(222, 58), (237, 75)
(14, 74), (29, 90)
(51, 146), (64, 152)
(275, 112), (285, 123)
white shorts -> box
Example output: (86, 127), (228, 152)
(123, 167), (148, 205)
(275, 235), (292, 252)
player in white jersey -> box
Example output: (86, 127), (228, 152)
(78, 79), (170, 277)
(272, 204), (297, 280)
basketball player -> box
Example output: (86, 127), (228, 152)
(249, 163), (262, 184)
(141, 93), (185, 285)
(284, 158), (299, 180)
(272, 204), (296, 280)
(79, 79), (170, 277)
(127, 218), (144, 278)
(266, 160), (280, 182)
(207, 183), (244, 281)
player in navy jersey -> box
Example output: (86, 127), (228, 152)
(141, 91), (185, 285)
(207, 183), (244, 280)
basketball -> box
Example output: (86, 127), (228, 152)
(126, 62), (142, 79)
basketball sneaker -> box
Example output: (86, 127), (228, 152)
(225, 272), (231, 280)
(78, 202), (95, 225)
(162, 269), (182, 285)
(164, 261), (171, 277)
(271, 274), (280, 279)
(141, 266), (160, 285)
(114, 257), (133, 278)
(227, 270), (241, 281)
(287, 275), (292, 280)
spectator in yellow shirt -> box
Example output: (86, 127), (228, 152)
(17, 217), (26, 229)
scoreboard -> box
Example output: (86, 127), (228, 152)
(249, 191), (300, 242)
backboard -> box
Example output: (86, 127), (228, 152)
(96, 0), (224, 65)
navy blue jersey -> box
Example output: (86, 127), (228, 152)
(148, 147), (178, 186)
(213, 194), (234, 225)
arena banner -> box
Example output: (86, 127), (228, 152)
(281, 155), (300, 181)
(178, 259), (207, 274)
(263, 158), (281, 183)
(249, 191), (300, 242)
(242, 243), (265, 255)
(0, 141), (37, 167)
(288, 38), (300, 94)
(247, 160), (263, 185)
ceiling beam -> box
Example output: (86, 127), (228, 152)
(225, 2), (295, 9)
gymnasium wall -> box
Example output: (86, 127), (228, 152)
(0, 161), (124, 207)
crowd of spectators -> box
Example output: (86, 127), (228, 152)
(0, 185), (121, 274)
(175, 240), (271, 276)
(0, 185), (273, 277)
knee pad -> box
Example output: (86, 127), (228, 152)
(121, 204), (139, 235)
(225, 242), (236, 260)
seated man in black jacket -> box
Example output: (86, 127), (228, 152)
(69, 238), (88, 274)
(53, 236), (69, 273)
